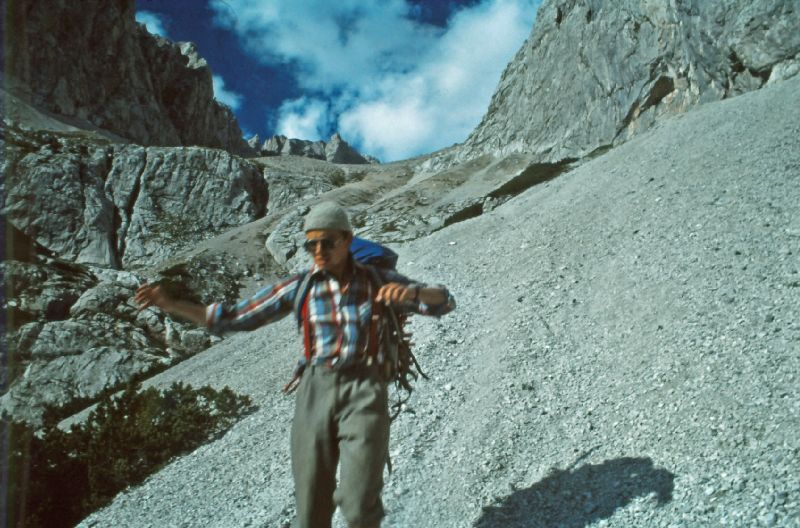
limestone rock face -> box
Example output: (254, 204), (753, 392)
(457, 0), (800, 163)
(260, 157), (347, 211)
(3, 125), (268, 269)
(4, 0), (250, 153)
(2, 251), (219, 424)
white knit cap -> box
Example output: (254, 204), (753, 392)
(303, 202), (352, 232)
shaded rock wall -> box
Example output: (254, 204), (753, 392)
(457, 0), (800, 163)
(2, 125), (268, 269)
(4, 0), (251, 153)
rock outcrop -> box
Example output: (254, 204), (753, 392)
(1, 247), (220, 425)
(256, 133), (375, 164)
(4, 0), (251, 153)
(455, 0), (800, 163)
(2, 124), (268, 269)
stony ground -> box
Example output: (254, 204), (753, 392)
(80, 78), (799, 527)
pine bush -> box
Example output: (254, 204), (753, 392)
(5, 382), (253, 528)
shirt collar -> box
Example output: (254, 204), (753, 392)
(309, 252), (357, 280)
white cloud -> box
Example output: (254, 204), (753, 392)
(135, 10), (168, 37)
(341, 0), (538, 161)
(275, 98), (332, 140)
(211, 0), (539, 160)
(212, 75), (244, 110)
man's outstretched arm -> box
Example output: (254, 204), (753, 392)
(135, 284), (206, 326)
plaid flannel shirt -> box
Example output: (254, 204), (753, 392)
(206, 259), (455, 370)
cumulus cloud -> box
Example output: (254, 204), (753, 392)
(275, 98), (332, 140)
(211, 0), (538, 160)
(212, 75), (244, 110)
(135, 10), (168, 37)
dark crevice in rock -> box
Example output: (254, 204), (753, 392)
(443, 202), (484, 228)
(728, 50), (772, 86)
(729, 51), (746, 74)
(616, 75), (674, 139)
(116, 154), (146, 267)
(586, 9), (593, 23)
(585, 144), (615, 160)
(641, 76), (675, 113)
(556, 8), (563, 26)
(751, 67), (772, 83)
(434, 159), (576, 232)
(489, 159), (576, 200)
(110, 206), (123, 270)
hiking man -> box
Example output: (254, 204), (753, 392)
(135, 201), (455, 528)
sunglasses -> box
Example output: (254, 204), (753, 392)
(303, 237), (343, 253)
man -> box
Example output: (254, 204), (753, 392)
(135, 201), (455, 528)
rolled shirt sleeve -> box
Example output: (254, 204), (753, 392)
(206, 274), (302, 333)
(379, 269), (456, 317)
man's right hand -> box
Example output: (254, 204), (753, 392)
(134, 283), (208, 326)
(135, 283), (171, 312)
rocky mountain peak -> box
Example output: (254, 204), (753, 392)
(178, 41), (209, 70)
(253, 132), (376, 164)
(4, 0), (251, 154)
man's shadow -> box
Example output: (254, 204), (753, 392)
(473, 454), (675, 528)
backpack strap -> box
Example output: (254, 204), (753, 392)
(293, 271), (316, 362)
(362, 264), (388, 362)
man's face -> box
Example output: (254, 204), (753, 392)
(304, 229), (351, 272)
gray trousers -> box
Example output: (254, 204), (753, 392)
(291, 364), (390, 528)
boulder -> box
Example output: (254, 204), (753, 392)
(3, 258), (97, 331)
(2, 253), (220, 424)
(0, 346), (165, 425)
(265, 208), (307, 270)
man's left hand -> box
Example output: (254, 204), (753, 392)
(376, 282), (417, 305)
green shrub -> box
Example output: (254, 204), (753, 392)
(5, 382), (253, 528)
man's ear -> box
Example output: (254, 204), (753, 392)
(343, 231), (354, 245)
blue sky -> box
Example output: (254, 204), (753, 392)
(135, 0), (539, 161)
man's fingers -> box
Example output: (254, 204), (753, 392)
(134, 284), (163, 310)
(377, 283), (411, 305)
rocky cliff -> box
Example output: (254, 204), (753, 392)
(2, 123), (267, 270)
(455, 0), (800, 164)
(4, 0), (251, 153)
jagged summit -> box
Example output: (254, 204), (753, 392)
(250, 132), (377, 164)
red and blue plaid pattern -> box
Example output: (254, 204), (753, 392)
(206, 261), (455, 369)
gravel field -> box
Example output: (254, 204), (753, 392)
(80, 78), (799, 527)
